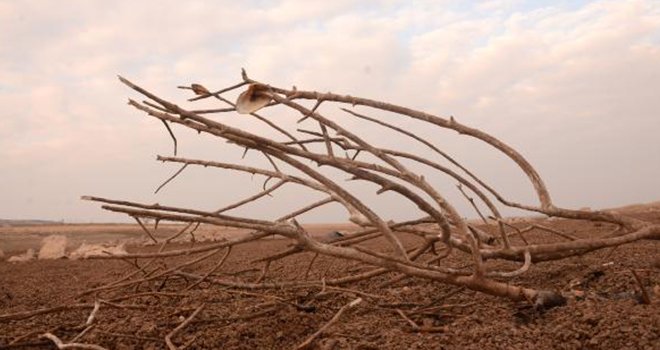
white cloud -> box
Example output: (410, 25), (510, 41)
(0, 0), (659, 222)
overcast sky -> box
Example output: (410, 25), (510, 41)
(1, 0), (659, 223)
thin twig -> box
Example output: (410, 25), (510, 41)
(206, 91), (308, 151)
(214, 179), (287, 214)
(9, 326), (60, 345)
(295, 298), (362, 349)
(303, 253), (319, 279)
(396, 309), (420, 330)
(486, 250), (531, 277)
(158, 120), (178, 156)
(187, 81), (248, 101)
(40, 333), (108, 350)
(155, 164), (189, 194)
(1, 304), (94, 323)
(134, 216), (158, 243)
(85, 301), (101, 326)
(70, 325), (95, 343)
(184, 246), (232, 291)
(523, 224), (578, 241)
(165, 304), (205, 350)
(296, 99), (323, 124)
(255, 261), (271, 284)
(630, 269), (651, 304)
(457, 184), (489, 225)
(318, 122), (334, 157)
(190, 107), (235, 114)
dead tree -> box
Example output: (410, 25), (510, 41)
(76, 70), (659, 307)
(3, 69), (659, 348)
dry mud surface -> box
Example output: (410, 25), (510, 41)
(0, 212), (658, 349)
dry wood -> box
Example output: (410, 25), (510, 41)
(396, 308), (420, 329)
(69, 325), (95, 343)
(134, 216), (158, 244)
(85, 301), (100, 326)
(40, 333), (108, 350)
(165, 304), (205, 350)
(155, 164), (188, 194)
(1, 304), (96, 322)
(15, 69), (653, 349)
(630, 269), (651, 304)
(295, 298), (362, 349)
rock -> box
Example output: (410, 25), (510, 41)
(535, 290), (567, 309)
(38, 235), (68, 260)
(320, 231), (346, 242)
(8, 248), (36, 263)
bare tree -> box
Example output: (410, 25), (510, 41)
(3, 70), (658, 348)
(83, 70), (658, 304)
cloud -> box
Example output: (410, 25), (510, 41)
(0, 0), (659, 222)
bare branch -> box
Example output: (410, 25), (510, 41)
(69, 73), (660, 341)
(165, 304), (205, 350)
(85, 301), (101, 326)
(161, 120), (178, 156)
(457, 184), (489, 225)
(155, 163), (188, 194)
(134, 216), (158, 244)
(295, 298), (362, 349)
(41, 333), (108, 350)
(214, 179), (287, 214)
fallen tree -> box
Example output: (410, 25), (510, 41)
(3, 70), (658, 348)
(87, 69), (658, 304)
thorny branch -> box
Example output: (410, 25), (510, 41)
(82, 70), (658, 303)
(3, 69), (658, 348)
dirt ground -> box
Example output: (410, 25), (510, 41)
(0, 210), (658, 349)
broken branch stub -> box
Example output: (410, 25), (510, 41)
(83, 71), (659, 311)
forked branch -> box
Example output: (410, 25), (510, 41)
(78, 71), (659, 317)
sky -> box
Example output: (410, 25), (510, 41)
(0, 0), (659, 223)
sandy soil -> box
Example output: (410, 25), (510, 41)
(0, 210), (658, 349)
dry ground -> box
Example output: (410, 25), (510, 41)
(0, 210), (658, 349)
